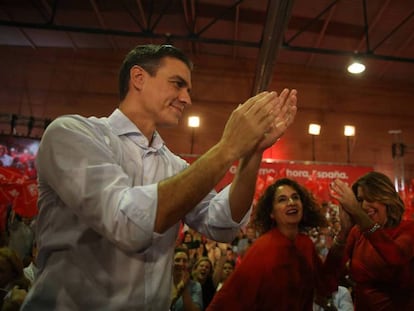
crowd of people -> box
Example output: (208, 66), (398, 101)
(0, 213), (345, 311)
(0, 44), (413, 311)
(0, 144), (37, 179)
(2, 170), (412, 311)
(172, 171), (414, 311)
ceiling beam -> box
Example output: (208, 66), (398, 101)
(355, 0), (391, 51)
(282, 44), (414, 64)
(251, 0), (295, 94)
(233, 4), (240, 58)
(1, 10), (413, 66)
(136, 0), (148, 30)
(89, 0), (118, 50)
(40, 0), (78, 50)
(379, 28), (414, 78)
(286, 0), (340, 45)
(1, 8), (37, 49)
(195, 0), (244, 37)
(0, 20), (260, 48)
(306, 4), (337, 66)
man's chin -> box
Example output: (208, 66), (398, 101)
(158, 120), (180, 128)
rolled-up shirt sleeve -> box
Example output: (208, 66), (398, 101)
(184, 184), (252, 243)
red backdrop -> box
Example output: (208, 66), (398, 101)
(184, 156), (414, 220)
(1, 156), (413, 221)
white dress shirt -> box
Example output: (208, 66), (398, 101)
(22, 109), (250, 311)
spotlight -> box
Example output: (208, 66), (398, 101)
(188, 116), (200, 128)
(308, 123), (321, 136)
(188, 116), (200, 154)
(344, 125), (356, 163)
(344, 125), (355, 137)
(347, 61), (365, 74)
(308, 123), (321, 161)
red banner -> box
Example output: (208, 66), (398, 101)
(12, 181), (38, 218)
(0, 166), (38, 218)
(182, 156), (373, 205)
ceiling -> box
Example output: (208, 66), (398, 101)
(1, 0), (414, 89)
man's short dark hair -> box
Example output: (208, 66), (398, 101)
(118, 44), (193, 100)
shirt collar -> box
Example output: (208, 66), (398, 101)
(107, 108), (165, 150)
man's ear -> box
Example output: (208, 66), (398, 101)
(129, 65), (146, 91)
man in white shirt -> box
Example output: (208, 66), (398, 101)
(0, 145), (13, 167)
(22, 44), (297, 310)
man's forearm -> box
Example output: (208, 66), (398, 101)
(229, 151), (262, 222)
(155, 142), (235, 233)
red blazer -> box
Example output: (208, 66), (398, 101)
(332, 220), (414, 311)
(208, 228), (329, 311)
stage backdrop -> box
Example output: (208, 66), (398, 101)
(183, 156), (372, 202)
(1, 146), (413, 221)
(183, 156), (414, 220)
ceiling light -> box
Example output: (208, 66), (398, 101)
(347, 61), (366, 74)
(188, 116), (200, 128)
(308, 123), (321, 136)
(344, 125), (355, 137)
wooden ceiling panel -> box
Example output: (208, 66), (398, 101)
(0, 0), (412, 83)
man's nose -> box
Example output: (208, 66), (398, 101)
(178, 88), (192, 106)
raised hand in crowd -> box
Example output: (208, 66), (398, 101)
(330, 178), (373, 232)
